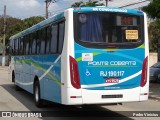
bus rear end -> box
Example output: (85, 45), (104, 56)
(63, 7), (149, 105)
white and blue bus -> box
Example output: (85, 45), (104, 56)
(9, 7), (149, 107)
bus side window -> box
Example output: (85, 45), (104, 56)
(20, 37), (23, 55)
(15, 39), (19, 55)
(26, 35), (29, 55)
(51, 24), (58, 54)
(37, 30), (41, 54)
(29, 34), (32, 55)
(46, 26), (51, 54)
(12, 39), (15, 55)
(18, 38), (20, 55)
(32, 32), (37, 54)
(23, 36), (26, 55)
(40, 28), (46, 54)
(14, 39), (16, 55)
(58, 22), (65, 53)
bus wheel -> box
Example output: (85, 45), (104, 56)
(12, 71), (15, 83)
(34, 81), (43, 107)
(12, 72), (21, 91)
(15, 84), (22, 91)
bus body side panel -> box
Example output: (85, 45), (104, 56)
(139, 13), (149, 101)
(61, 9), (83, 105)
(41, 55), (62, 103)
(14, 55), (33, 93)
(15, 56), (30, 91)
(14, 54), (62, 104)
(25, 56), (33, 93)
(30, 55), (42, 94)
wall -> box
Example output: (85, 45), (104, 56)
(149, 53), (157, 67)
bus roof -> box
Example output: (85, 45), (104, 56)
(73, 7), (144, 16)
(10, 12), (64, 40)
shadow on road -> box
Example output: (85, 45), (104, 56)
(2, 84), (133, 120)
(149, 82), (160, 99)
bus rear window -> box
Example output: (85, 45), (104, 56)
(74, 12), (144, 48)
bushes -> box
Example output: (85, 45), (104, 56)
(148, 20), (160, 52)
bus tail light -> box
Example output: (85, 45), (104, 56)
(69, 56), (81, 89)
(141, 56), (148, 87)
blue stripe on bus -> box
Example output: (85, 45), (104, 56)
(73, 7), (144, 16)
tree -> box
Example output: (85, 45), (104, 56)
(0, 16), (24, 46)
(143, 0), (160, 52)
(23, 16), (45, 28)
(71, 1), (84, 7)
(71, 0), (104, 7)
(143, 0), (160, 19)
(0, 16), (44, 47)
(85, 0), (104, 6)
(148, 20), (160, 52)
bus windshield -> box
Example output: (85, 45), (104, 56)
(74, 12), (144, 46)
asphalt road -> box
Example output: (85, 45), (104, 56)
(0, 68), (160, 120)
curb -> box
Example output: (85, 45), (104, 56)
(149, 96), (160, 101)
(0, 68), (9, 71)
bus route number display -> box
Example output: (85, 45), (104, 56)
(121, 16), (133, 25)
(116, 16), (137, 26)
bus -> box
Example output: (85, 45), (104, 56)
(9, 7), (149, 107)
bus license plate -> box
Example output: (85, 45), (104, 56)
(105, 78), (119, 83)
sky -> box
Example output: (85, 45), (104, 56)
(0, 0), (91, 19)
(0, 0), (150, 19)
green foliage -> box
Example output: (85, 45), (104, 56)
(143, 0), (160, 52)
(0, 16), (44, 46)
(143, 0), (160, 19)
(23, 16), (44, 28)
(71, 1), (84, 7)
(85, 0), (104, 6)
(148, 20), (160, 52)
(0, 17), (23, 46)
(71, 0), (104, 7)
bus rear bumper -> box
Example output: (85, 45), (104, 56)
(81, 87), (142, 104)
(62, 87), (148, 105)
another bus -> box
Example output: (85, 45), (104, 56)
(9, 7), (149, 107)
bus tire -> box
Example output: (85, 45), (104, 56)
(34, 81), (43, 107)
(12, 71), (15, 83)
(15, 84), (22, 91)
(12, 71), (21, 91)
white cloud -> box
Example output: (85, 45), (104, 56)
(0, 0), (104, 19)
(48, 0), (87, 16)
(18, 0), (40, 8)
(0, 0), (44, 19)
